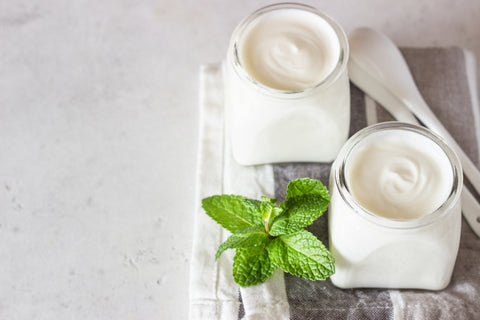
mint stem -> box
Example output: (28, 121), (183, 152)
(264, 218), (270, 234)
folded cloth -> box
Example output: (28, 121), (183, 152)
(190, 47), (480, 320)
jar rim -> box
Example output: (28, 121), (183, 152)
(333, 122), (463, 229)
(227, 2), (349, 97)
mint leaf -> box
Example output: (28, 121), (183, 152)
(270, 206), (283, 221)
(215, 225), (268, 260)
(269, 194), (329, 236)
(267, 229), (335, 281)
(258, 196), (282, 233)
(285, 178), (330, 201)
(233, 246), (276, 287)
(269, 179), (330, 236)
(259, 197), (274, 220)
(202, 195), (263, 232)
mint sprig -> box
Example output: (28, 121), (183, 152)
(201, 178), (334, 287)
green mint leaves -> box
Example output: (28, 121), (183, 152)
(201, 195), (263, 232)
(201, 178), (335, 287)
(268, 230), (334, 281)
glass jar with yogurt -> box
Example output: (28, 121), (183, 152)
(328, 122), (463, 290)
(224, 3), (350, 165)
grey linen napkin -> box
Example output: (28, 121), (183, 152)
(191, 47), (480, 320)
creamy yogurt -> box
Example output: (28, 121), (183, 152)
(329, 123), (462, 290)
(224, 3), (350, 165)
(346, 129), (453, 219)
(238, 8), (340, 90)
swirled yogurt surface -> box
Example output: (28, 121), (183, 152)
(238, 9), (340, 90)
(346, 129), (453, 219)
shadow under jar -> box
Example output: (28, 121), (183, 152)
(224, 3), (350, 165)
(329, 122), (463, 290)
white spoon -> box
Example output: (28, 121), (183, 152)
(348, 27), (480, 237)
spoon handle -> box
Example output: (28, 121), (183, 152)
(416, 97), (480, 237)
(404, 92), (480, 201)
(348, 58), (419, 124)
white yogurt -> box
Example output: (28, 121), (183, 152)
(329, 123), (462, 290)
(346, 129), (453, 219)
(225, 3), (350, 165)
(238, 8), (340, 90)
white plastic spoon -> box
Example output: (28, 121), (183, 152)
(348, 27), (480, 237)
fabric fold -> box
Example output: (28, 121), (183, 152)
(190, 64), (239, 320)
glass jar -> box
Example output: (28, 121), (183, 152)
(224, 3), (350, 165)
(328, 122), (463, 290)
